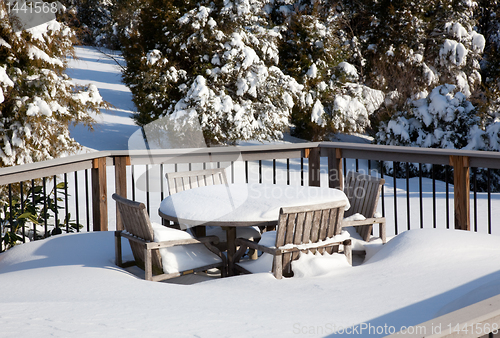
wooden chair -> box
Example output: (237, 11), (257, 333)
(233, 201), (352, 279)
(342, 171), (386, 243)
(113, 193), (226, 282)
(165, 168), (261, 244)
(166, 167), (228, 195)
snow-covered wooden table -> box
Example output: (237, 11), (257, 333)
(158, 183), (350, 271)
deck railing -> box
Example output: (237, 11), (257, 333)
(1, 141), (500, 243)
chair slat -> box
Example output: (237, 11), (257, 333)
(301, 210), (313, 244)
(291, 212), (306, 261)
(282, 213), (297, 275)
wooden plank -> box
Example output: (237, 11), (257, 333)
(292, 212), (306, 261)
(301, 210), (313, 244)
(328, 148), (343, 190)
(309, 210), (322, 254)
(275, 212), (288, 248)
(114, 156), (128, 231)
(325, 208), (338, 254)
(307, 147), (321, 187)
(318, 209), (330, 254)
(92, 157), (108, 231)
(282, 213), (296, 276)
(451, 155), (470, 231)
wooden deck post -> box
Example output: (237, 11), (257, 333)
(328, 148), (343, 190)
(92, 157), (108, 231)
(450, 155), (470, 230)
(306, 147), (321, 187)
(114, 156), (129, 231)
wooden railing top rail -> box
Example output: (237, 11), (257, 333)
(321, 142), (500, 168)
(2, 141), (500, 186)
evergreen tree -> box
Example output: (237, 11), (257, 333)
(0, 3), (104, 166)
(58, 0), (116, 47)
(275, 0), (378, 141)
(121, 0), (303, 145)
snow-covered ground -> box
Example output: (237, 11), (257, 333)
(1, 46), (499, 337)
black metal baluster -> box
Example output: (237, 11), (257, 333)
(74, 171), (80, 232)
(406, 162), (410, 231)
(64, 173), (69, 232)
(231, 161), (235, 184)
(20, 182), (25, 242)
(146, 164), (150, 215)
(301, 157), (304, 186)
(432, 164), (436, 229)
(32, 179), (36, 239)
(393, 161), (398, 235)
(445, 165), (449, 229)
(273, 159), (276, 185)
(160, 164), (164, 201)
(473, 167), (477, 232)
(8, 184), (13, 242)
(53, 175), (58, 233)
(245, 161), (249, 183)
(85, 169), (90, 232)
(43, 177), (48, 236)
(380, 161), (385, 218)
(419, 163), (423, 229)
(287, 158), (290, 185)
(259, 160), (262, 184)
(488, 168), (492, 234)
(131, 165), (136, 201)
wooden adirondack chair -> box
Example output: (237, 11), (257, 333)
(342, 171), (387, 243)
(233, 200), (352, 279)
(165, 168), (261, 244)
(113, 193), (226, 282)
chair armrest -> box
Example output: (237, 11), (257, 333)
(235, 238), (277, 255)
(233, 238), (278, 264)
(146, 235), (220, 250)
(341, 217), (385, 227)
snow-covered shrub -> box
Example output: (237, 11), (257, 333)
(376, 84), (500, 191)
(377, 85), (478, 149)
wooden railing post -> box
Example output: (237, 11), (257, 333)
(114, 156), (129, 231)
(92, 157), (108, 231)
(450, 155), (470, 230)
(328, 148), (343, 190)
(306, 147), (321, 187)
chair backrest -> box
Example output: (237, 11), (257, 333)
(166, 168), (228, 195)
(343, 171), (384, 218)
(112, 193), (162, 271)
(275, 200), (347, 277)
